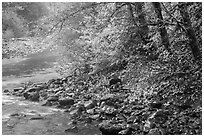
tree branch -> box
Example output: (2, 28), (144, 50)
(161, 3), (186, 31)
(49, 2), (102, 32)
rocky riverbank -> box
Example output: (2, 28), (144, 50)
(4, 73), (202, 135)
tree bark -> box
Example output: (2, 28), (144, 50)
(178, 2), (201, 63)
(152, 2), (171, 52)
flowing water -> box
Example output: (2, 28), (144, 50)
(2, 49), (100, 135)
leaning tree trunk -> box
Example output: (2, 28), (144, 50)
(152, 2), (171, 52)
(178, 2), (202, 64)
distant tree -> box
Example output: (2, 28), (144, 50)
(178, 2), (201, 64)
(152, 2), (171, 52)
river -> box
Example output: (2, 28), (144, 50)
(2, 49), (100, 135)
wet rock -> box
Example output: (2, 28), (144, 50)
(10, 113), (26, 117)
(13, 87), (24, 92)
(23, 92), (30, 99)
(99, 120), (123, 135)
(59, 97), (74, 106)
(3, 89), (10, 93)
(30, 116), (44, 120)
(24, 87), (38, 93)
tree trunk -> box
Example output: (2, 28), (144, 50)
(134, 2), (149, 44)
(178, 2), (201, 63)
(127, 3), (136, 25)
(152, 2), (171, 52)
(127, 3), (149, 44)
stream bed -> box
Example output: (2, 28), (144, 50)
(2, 50), (101, 135)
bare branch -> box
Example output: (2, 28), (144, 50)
(161, 2), (186, 31)
(49, 2), (102, 32)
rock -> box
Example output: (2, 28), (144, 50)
(143, 119), (155, 133)
(149, 101), (163, 109)
(47, 79), (55, 85)
(65, 126), (78, 133)
(100, 94), (115, 102)
(99, 120), (123, 135)
(40, 100), (52, 106)
(86, 109), (95, 114)
(69, 105), (85, 116)
(84, 100), (97, 110)
(53, 87), (64, 93)
(59, 97), (74, 106)
(53, 79), (62, 84)
(47, 96), (59, 102)
(54, 90), (63, 96)
(101, 105), (118, 116)
(148, 128), (161, 135)
(24, 92), (40, 101)
(49, 83), (55, 88)
(24, 87), (38, 93)
(89, 114), (100, 120)
(62, 77), (67, 82)
(10, 113), (26, 117)
(109, 78), (122, 87)
(70, 109), (80, 115)
(150, 110), (169, 124)
(71, 120), (78, 125)
(3, 89), (10, 93)
(23, 92), (30, 99)
(118, 128), (132, 135)
(10, 113), (20, 117)
(30, 116), (44, 120)
(13, 87), (24, 92)
(67, 93), (75, 97)
(30, 92), (40, 101)
(84, 117), (93, 123)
